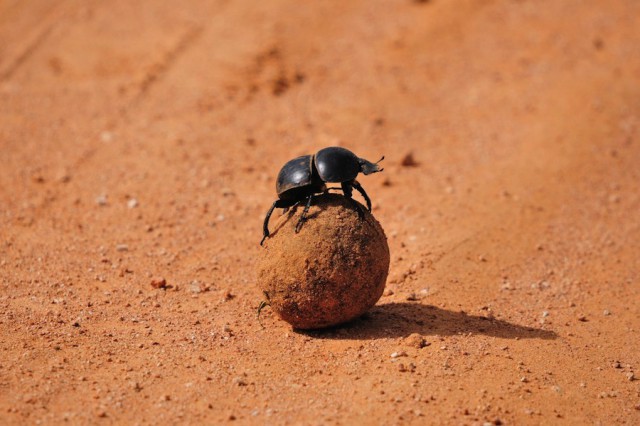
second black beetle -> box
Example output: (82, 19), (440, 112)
(261, 146), (384, 245)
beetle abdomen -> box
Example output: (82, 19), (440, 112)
(276, 155), (314, 197)
(314, 147), (360, 183)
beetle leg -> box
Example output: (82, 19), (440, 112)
(261, 199), (292, 245)
(282, 200), (301, 215)
(341, 182), (366, 218)
(351, 180), (372, 211)
(295, 194), (314, 233)
(257, 300), (271, 329)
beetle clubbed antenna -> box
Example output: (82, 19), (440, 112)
(359, 156), (384, 175)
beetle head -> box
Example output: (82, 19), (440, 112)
(359, 156), (384, 175)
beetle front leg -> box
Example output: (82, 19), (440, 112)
(341, 182), (365, 218)
(351, 180), (372, 211)
(261, 199), (294, 245)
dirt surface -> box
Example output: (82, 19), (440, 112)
(1, 0), (640, 424)
(258, 194), (389, 329)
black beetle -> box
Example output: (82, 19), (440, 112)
(261, 146), (384, 245)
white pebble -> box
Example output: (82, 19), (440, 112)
(96, 194), (108, 206)
(100, 131), (113, 143)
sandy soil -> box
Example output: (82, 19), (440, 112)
(1, 0), (640, 424)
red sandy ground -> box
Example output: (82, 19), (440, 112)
(1, 0), (639, 424)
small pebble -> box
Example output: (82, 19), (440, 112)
(150, 277), (167, 289)
(401, 153), (418, 167)
(96, 194), (108, 206)
(404, 333), (428, 349)
(603, 310), (611, 316)
(127, 198), (139, 209)
(116, 244), (128, 252)
(391, 351), (408, 358)
(100, 131), (113, 143)
(626, 372), (635, 381)
(190, 281), (202, 294)
(406, 293), (418, 301)
(232, 376), (247, 386)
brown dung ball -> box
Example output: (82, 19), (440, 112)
(257, 193), (390, 329)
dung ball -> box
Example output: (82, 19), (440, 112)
(257, 193), (390, 329)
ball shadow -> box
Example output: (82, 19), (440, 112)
(298, 302), (557, 341)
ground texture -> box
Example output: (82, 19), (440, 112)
(1, 0), (639, 424)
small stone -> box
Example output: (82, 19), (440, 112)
(542, 311), (549, 317)
(116, 244), (128, 252)
(626, 372), (635, 381)
(577, 315), (588, 322)
(406, 293), (418, 301)
(404, 333), (428, 349)
(150, 277), (167, 289)
(127, 198), (138, 209)
(391, 351), (408, 358)
(520, 377), (528, 383)
(400, 152), (419, 167)
(383, 288), (394, 296)
(232, 376), (247, 386)
(612, 361), (622, 369)
(95, 194), (108, 206)
(603, 310), (611, 316)
(190, 281), (203, 294)
(100, 131), (113, 143)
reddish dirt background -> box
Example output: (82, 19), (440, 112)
(1, 0), (639, 424)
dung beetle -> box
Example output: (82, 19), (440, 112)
(261, 146), (384, 245)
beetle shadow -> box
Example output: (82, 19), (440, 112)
(297, 302), (557, 341)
